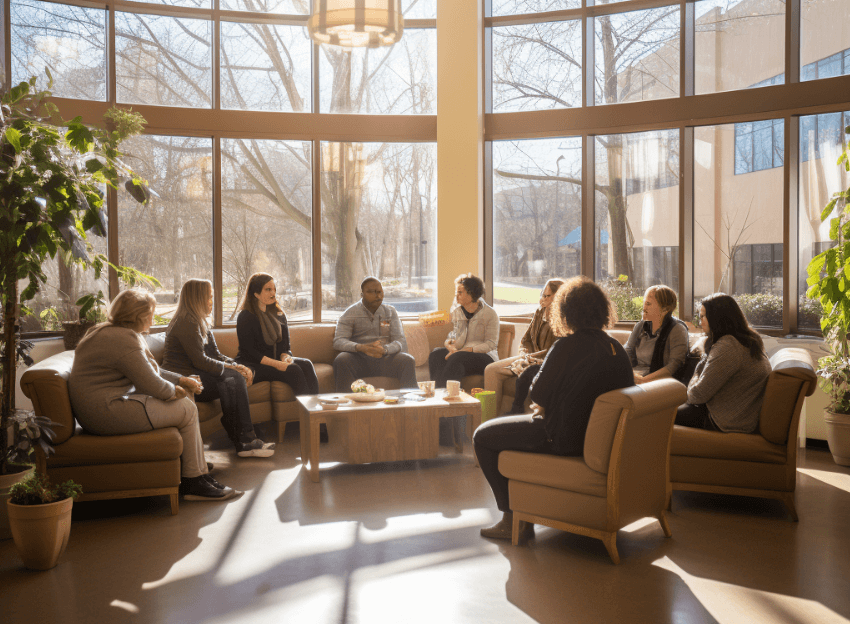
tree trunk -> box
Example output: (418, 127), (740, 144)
(1, 276), (18, 473)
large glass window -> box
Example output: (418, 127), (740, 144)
(595, 7), (680, 105)
(320, 142), (437, 320)
(492, 0), (580, 16)
(801, 0), (850, 82)
(492, 20), (582, 112)
(221, 139), (313, 322)
(115, 12), (212, 108)
(798, 111), (850, 330)
(595, 130), (680, 320)
(118, 135), (214, 324)
(11, 0), (106, 100)
(220, 22), (312, 112)
(492, 138), (582, 316)
(695, 0), (785, 95)
(694, 123), (784, 327)
(318, 29), (436, 114)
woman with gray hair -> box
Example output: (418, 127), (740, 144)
(69, 289), (239, 501)
(163, 278), (274, 458)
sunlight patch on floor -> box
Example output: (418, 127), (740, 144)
(357, 508), (494, 544)
(110, 600), (140, 614)
(653, 556), (850, 624)
(620, 517), (661, 533)
(798, 467), (850, 494)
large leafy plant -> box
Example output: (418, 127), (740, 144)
(806, 124), (850, 414)
(1, 73), (150, 474)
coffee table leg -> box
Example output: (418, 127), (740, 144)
(299, 409), (309, 467)
(470, 410), (481, 467)
(309, 418), (321, 482)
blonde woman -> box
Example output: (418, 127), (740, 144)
(68, 289), (238, 501)
(624, 285), (689, 384)
(484, 278), (563, 415)
(163, 279), (274, 458)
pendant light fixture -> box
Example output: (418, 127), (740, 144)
(308, 0), (404, 48)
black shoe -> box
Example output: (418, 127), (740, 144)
(181, 476), (236, 501)
(203, 473), (243, 498)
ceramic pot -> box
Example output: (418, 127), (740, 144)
(824, 411), (850, 466)
(7, 496), (73, 570)
(0, 466), (35, 540)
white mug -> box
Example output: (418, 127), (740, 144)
(418, 380), (436, 397)
(446, 380), (461, 397)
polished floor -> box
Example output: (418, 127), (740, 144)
(2, 427), (850, 624)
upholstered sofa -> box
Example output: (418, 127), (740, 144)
(19, 319), (515, 513)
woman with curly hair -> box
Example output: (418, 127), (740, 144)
(428, 273), (500, 388)
(473, 276), (634, 540)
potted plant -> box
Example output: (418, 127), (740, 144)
(806, 123), (850, 466)
(1, 71), (152, 484)
(6, 472), (82, 569)
(60, 289), (106, 350)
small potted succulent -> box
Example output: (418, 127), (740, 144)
(806, 123), (850, 466)
(6, 472), (82, 569)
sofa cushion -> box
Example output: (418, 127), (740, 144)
(291, 324), (338, 365)
(212, 328), (239, 359)
(403, 324), (431, 367)
(47, 427), (183, 467)
(197, 381), (271, 423)
(500, 451), (607, 498)
(270, 381), (295, 402)
(315, 363), (335, 393)
(670, 425), (787, 463)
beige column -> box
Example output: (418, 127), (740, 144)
(437, 0), (483, 310)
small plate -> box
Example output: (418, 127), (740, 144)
(319, 396), (349, 404)
(345, 391), (386, 402)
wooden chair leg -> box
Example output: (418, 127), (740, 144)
(170, 493), (179, 515)
(511, 513), (521, 546)
(657, 512), (672, 538)
(601, 533), (620, 565)
(780, 493), (798, 522)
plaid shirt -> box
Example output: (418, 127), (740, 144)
(333, 302), (408, 355)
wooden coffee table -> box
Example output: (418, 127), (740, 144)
(296, 389), (482, 482)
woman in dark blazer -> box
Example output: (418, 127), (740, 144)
(235, 272), (319, 396)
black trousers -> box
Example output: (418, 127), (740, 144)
(428, 348), (494, 388)
(509, 363), (541, 415)
(250, 357), (319, 396)
(675, 403), (719, 431)
(195, 368), (256, 446)
(472, 414), (557, 512)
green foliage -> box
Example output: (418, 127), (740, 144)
(8, 472), (82, 506)
(806, 124), (850, 413)
(601, 276), (643, 321)
(1, 72), (150, 474)
(4, 410), (58, 465)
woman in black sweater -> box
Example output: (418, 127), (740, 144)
(163, 279), (275, 458)
(235, 273), (318, 396)
(473, 276), (635, 540)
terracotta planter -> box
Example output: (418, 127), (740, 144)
(7, 496), (73, 570)
(824, 411), (850, 467)
(0, 466), (35, 540)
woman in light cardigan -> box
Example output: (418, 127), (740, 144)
(484, 279), (563, 415)
(69, 289), (238, 501)
(163, 279), (275, 458)
(428, 273), (500, 388)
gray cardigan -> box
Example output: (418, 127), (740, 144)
(687, 334), (771, 433)
(69, 325), (181, 435)
(163, 315), (235, 377)
(446, 299), (500, 361)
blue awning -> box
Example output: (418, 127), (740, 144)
(558, 227), (608, 247)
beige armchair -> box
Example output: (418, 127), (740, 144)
(670, 347), (816, 521)
(498, 378), (688, 564)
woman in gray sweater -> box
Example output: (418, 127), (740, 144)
(624, 284), (689, 383)
(163, 279), (274, 458)
(69, 289), (239, 501)
(677, 293), (771, 432)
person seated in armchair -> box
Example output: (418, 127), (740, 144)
(332, 277), (417, 392)
(473, 276), (634, 540)
(484, 278), (563, 415)
(624, 284), (689, 385)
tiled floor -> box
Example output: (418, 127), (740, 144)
(2, 429), (850, 624)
